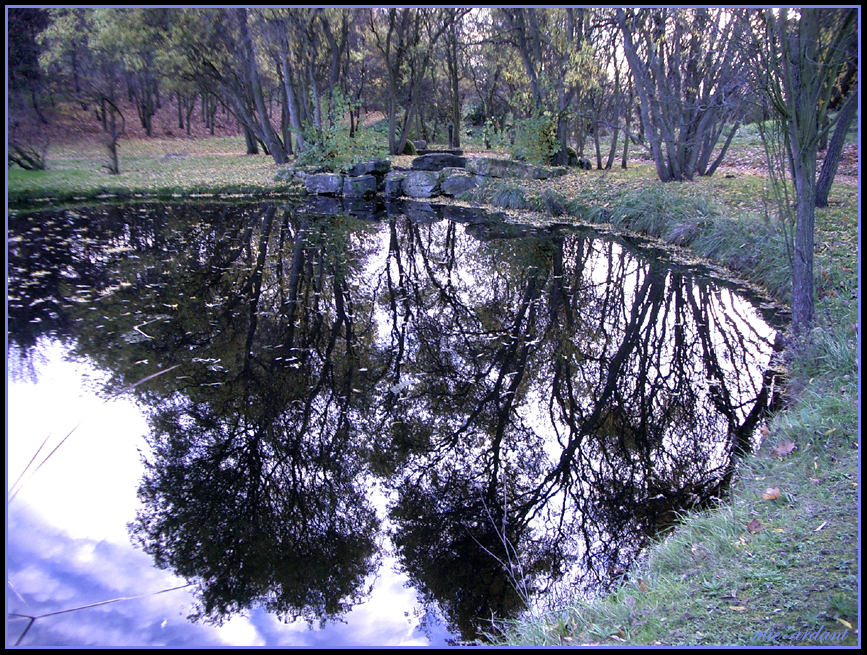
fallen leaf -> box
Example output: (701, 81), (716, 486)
(772, 439), (796, 458)
(814, 521), (828, 532)
(837, 618), (853, 630)
(762, 487), (781, 500)
(637, 579), (649, 593)
(747, 519), (763, 533)
(760, 424), (770, 438)
(730, 606), (748, 611)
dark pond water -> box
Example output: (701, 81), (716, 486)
(7, 199), (784, 646)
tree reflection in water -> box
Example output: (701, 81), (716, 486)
(8, 200), (782, 640)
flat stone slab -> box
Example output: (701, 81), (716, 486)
(411, 153), (467, 171)
(304, 172), (344, 195)
(464, 157), (531, 179)
(416, 148), (464, 156)
(464, 157), (566, 180)
(440, 172), (482, 197)
(345, 158), (391, 177)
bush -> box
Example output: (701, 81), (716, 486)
(466, 103), (487, 127)
(295, 91), (386, 172)
(401, 139), (417, 155)
(512, 113), (558, 166)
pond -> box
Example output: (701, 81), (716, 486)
(7, 199), (785, 646)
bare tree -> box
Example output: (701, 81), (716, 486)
(617, 9), (747, 181)
(369, 8), (464, 155)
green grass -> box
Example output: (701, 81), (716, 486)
(8, 136), (301, 204)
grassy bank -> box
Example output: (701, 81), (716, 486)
(8, 135), (859, 646)
(473, 160), (859, 645)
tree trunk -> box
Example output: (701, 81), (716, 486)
(243, 125), (259, 154)
(791, 158), (816, 332)
(237, 9), (287, 164)
(606, 124), (619, 170)
(762, 8), (856, 333)
(280, 51), (305, 153)
(705, 121), (740, 177)
(446, 21), (461, 149)
(593, 122), (602, 169)
(185, 97), (195, 136)
(815, 92), (856, 207)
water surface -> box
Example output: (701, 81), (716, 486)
(7, 199), (783, 646)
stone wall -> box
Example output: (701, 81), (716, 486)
(277, 154), (569, 200)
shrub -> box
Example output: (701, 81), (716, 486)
(295, 91), (386, 172)
(466, 103), (487, 127)
(512, 113), (558, 165)
(401, 139), (417, 155)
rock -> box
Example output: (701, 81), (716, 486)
(412, 139), (427, 150)
(273, 167), (296, 181)
(402, 170), (442, 198)
(384, 171), (407, 198)
(304, 173), (344, 195)
(440, 172), (481, 196)
(465, 157), (534, 179)
(464, 156), (566, 180)
(411, 153), (467, 171)
(343, 174), (377, 198)
(345, 158), (391, 177)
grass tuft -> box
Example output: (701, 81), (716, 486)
(490, 184), (532, 210)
